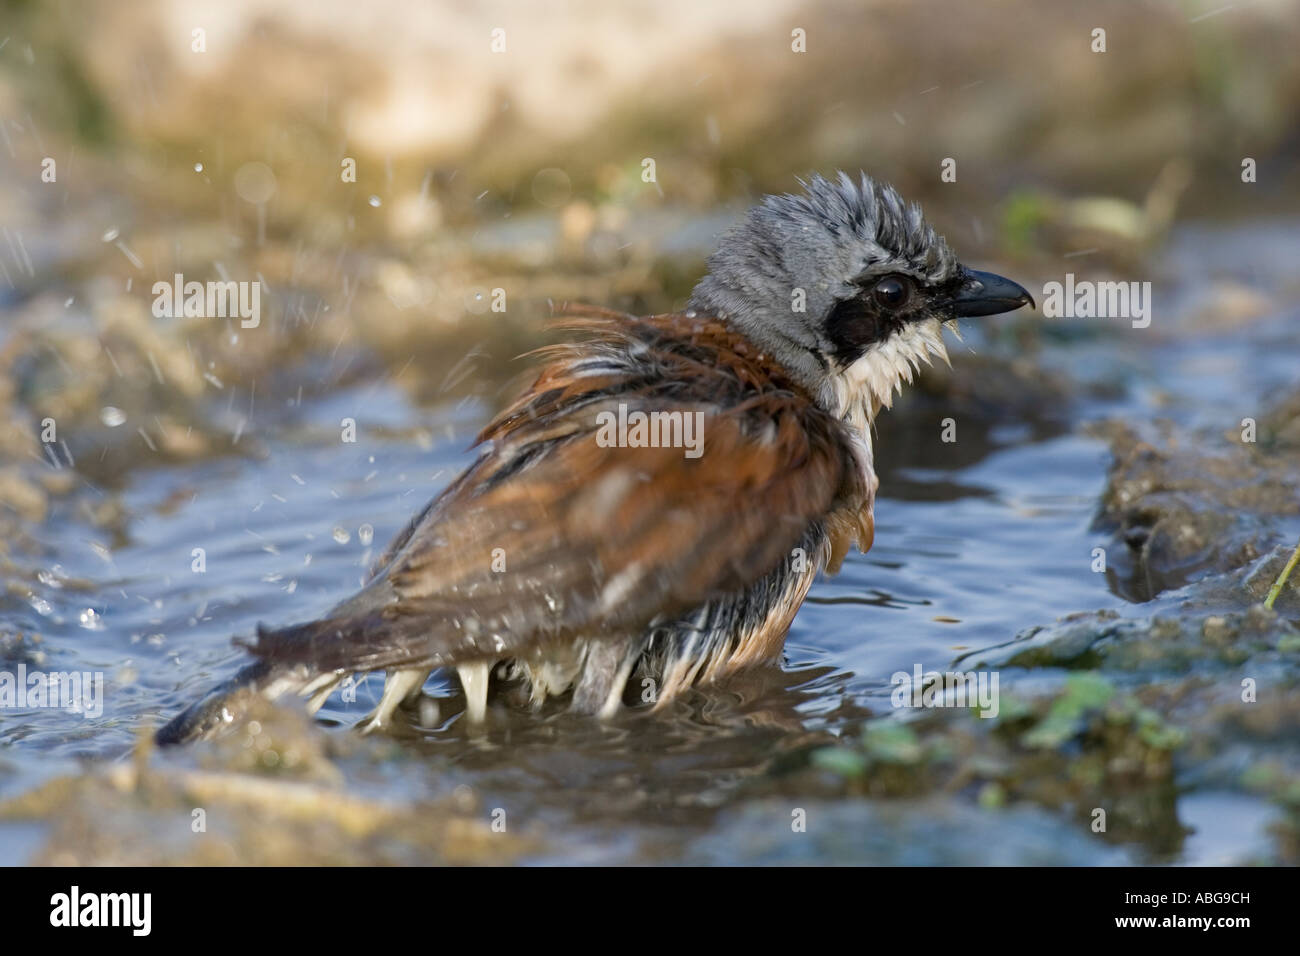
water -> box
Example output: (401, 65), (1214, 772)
(1, 222), (1297, 864)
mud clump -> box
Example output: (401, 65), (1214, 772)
(801, 674), (1191, 858)
(1, 709), (543, 865)
(1090, 402), (1300, 603)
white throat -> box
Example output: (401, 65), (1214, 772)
(823, 317), (955, 437)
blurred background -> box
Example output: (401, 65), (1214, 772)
(1, 0), (1299, 865)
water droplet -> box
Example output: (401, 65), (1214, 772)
(101, 227), (120, 242)
(37, 566), (67, 588)
(464, 288), (491, 314)
(79, 608), (104, 630)
(358, 523), (374, 546)
(234, 162), (278, 204)
(332, 527), (351, 544)
(368, 195), (382, 207)
(194, 162), (204, 172)
(100, 406), (126, 427)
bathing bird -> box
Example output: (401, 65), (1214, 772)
(156, 171), (1033, 743)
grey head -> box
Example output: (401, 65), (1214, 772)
(688, 172), (1032, 429)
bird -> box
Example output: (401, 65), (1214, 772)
(155, 171), (1033, 744)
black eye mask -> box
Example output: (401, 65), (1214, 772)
(824, 273), (920, 366)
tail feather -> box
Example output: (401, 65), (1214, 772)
(154, 659), (276, 745)
(159, 595), (533, 744)
(156, 610), (416, 745)
(154, 655), (348, 746)
(238, 610), (450, 674)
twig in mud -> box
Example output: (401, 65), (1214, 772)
(1264, 537), (1300, 610)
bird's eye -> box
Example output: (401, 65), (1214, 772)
(872, 275), (911, 310)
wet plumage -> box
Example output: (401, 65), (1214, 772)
(157, 172), (1031, 743)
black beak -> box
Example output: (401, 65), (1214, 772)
(946, 269), (1035, 317)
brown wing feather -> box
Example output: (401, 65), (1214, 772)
(244, 309), (862, 675)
